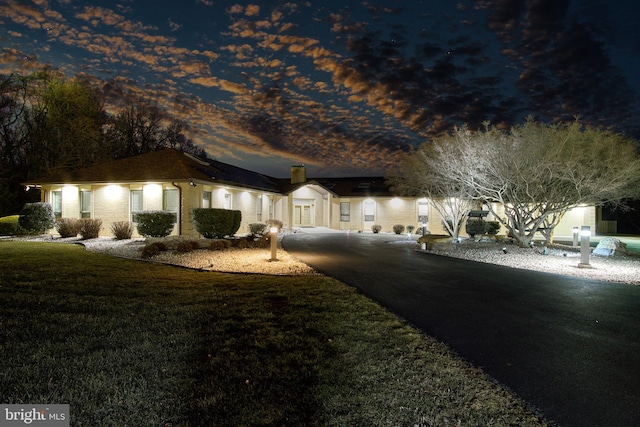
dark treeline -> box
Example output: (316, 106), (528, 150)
(0, 70), (206, 216)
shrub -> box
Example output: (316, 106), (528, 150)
(267, 219), (283, 231)
(0, 215), (28, 236)
(136, 211), (176, 238)
(466, 218), (487, 237)
(392, 224), (405, 234)
(111, 221), (133, 240)
(79, 218), (102, 240)
(371, 224), (382, 233)
(18, 202), (55, 233)
(406, 225), (415, 234)
(486, 221), (501, 235)
(141, 241), (168, 258)
(193, 208), (241, 238)
(254, 235), (270, 248)
(55, 218), (80, 238)
(176, 240), (200, 253)
(208, 239), (231, 251)
(236, 238), (251, 249)
(248, 222), (267, 236)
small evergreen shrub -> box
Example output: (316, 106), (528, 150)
(79, 218), (102, 240)
(141, 241), (168, 258)
(406, 225), (415, 234)
(371, 224), (382, 233)
(248, 222), (267, 236)
(176, 240), (200, 253)
(136, 211), (176, 238)
(254, 235), (270, 248)
(466, 218), (487, 237)
(193, 208), (241, 238)
(111, 221), (133, 240)
(55, 218), (80, 238)
(208, 239), (231, 251)
(18, 202), (55, 233)
(392, 224), (405, 234)
(486, 221), (501, 235)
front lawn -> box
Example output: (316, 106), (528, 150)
(0, 241), (548, 426)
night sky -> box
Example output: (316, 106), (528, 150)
(1, 0), (639, 177)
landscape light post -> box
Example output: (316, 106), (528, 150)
(270, 226), (278, 261)
(421, 221), (427, 250)
(578, 226), (591, 268)
(572, 226), (579, 247)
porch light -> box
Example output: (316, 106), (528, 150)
(270, 226), (278, 261)
(578, 226), (592, 268)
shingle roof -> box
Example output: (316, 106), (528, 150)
(25, 148), (394, 197)
(24, 148), (282, 193)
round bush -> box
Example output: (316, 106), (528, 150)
(136, 211), (176, 238)
(19, 203), (55, 233)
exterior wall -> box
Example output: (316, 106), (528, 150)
(38, 181), (598, 240)
(93, 185), (130, 235)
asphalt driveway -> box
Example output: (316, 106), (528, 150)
(282, 231), (640, 427)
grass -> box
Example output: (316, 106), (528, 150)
(0, 241), (548, 426)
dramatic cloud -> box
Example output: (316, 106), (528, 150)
(0, 0), (638, 177)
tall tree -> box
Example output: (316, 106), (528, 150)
(106, 103), (164, 158)
(26, 74), (107, 178)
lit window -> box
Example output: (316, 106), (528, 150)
(131, 190), (143, 221)
(257, 195), (263, 221)
(224, 192), (232, 210)
(363, 200), (375, 222)
(163, 189), (179, 212)
(202, 191), (212, 208)
(80, 191), (91, 218)
(52, 191), (62, 219)
(340, 202), (350, 222)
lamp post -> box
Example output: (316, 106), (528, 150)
(578, 225), (592, 268)
(421, 221), (427, 250)
(572, 227), (579, 247)
(270, 226), (278, 261)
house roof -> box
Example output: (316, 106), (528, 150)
(25, 148), (394, 197)
(24, 148), (282, 193)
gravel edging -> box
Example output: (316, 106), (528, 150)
(7, 235), (639, 283)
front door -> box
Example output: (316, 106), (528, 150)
(294, 200), (314, 226)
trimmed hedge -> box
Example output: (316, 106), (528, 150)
(19, 203), (55, 233)
(193, 208), (242, 239)
(135, 211), (176, 238)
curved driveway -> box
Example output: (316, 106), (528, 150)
(282, 232), (640, 427)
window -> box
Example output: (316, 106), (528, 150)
(223, 192), (232, 210)
(256, 196), (262, 221)
(363, 200), (375, 222)
(80, 190), (91, 218)
(202, 191), (212, 208)
(52, 191), (62, 219)
(163, 189), (179, 212)
(269, 197), (274, 219)
(340, 202), (350, 222)
(131, 190), (143, 221)
(418, 201), (429, 222)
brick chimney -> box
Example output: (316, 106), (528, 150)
(291, 165), (306, 184)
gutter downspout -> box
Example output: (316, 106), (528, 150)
(171, 182), (182, 235)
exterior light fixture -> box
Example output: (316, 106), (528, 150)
(270, 226), (278, 261)
(189, 180), (196, 187)
(578, 226), (592, 268)
(572, 227), (579, 246)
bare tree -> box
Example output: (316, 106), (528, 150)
(387, 137), (477, 241)
(438, 120), (640, 246)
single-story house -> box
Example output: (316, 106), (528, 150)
(23, 148), (597, 238)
